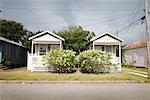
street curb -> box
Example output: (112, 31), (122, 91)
(0, 80), (149, 84)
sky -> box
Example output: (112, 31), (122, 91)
(0, 0), (147, 44)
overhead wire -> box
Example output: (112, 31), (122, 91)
(119, 0), (144, 40)
(20, 10), (142, 26)
(118, 0), (142, 31)
(0, 7), (144, 11)
(82, 11), (142, 28)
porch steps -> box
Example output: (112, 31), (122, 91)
(0, 64), (7, 70)
(32, 62), (45, 67)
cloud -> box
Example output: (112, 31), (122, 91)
(1, 0), (145, 43)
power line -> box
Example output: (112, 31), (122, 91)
(83, 11), (142, 27)
(66, 11), (142, 23)
(0, 7), (144, 11)
(19, 11), (142, 26)
(123, 21), (140, 39)
(118, 0), (144, 34)
(118, 16), (144, 32)
(122, 0), (146, 40)
(118, 0), (144, 40)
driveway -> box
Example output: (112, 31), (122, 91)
(0, 83), (150, 100)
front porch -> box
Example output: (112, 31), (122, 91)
(27, 31), (65, 72)
(89, 44), (121, 71)
(27, 43), (62, 72)
(89, 32), (123, 71)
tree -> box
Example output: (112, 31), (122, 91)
(22, 31), (33, 49)
(57, 26), (95, 53)
(22, 30), (44, 49)
(0, 19), (27, 43)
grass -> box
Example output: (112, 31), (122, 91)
(0, 67), (149, 83)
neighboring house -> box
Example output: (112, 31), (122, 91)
(122, 39), (147, 68)
(0, 36), (27, 66)
(27, 30), (65, 72)
(89, 32), (123, 72)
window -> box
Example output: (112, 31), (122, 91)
(95, 46), (102, 50)
(113, 46), (116, 56)
(51, 44), (60, 50)
(106, 46), (112, 53)
(113, 46), (115, 53)
(39, 45), (46, 55)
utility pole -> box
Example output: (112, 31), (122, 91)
(144, 0), (150, 79)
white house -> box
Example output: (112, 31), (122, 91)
(27, 31), (65, 72)
(122, 39), (147, 68)
(89, 32), (123, 71)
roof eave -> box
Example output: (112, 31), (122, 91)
(28, 30), (65, 41)
(90, 32), (123, 42)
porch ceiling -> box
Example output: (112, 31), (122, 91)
(94, 42), (119, 45)
(32, 41), (60, 44)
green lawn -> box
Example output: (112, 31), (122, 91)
(0, 67), (149, 83)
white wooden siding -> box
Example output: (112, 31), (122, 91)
(33, 34), (60, 42)
(94, 35), (119, 43)
(90, 33), (122, 72)
(27, 31), (65, 72)
(123, 47), (147, 67)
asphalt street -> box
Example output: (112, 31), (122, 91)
(0, 83), (150, 100)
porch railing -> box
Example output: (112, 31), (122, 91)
(112, 57), (120, 64)
(27, 52), (45, 70)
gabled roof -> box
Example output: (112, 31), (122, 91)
(0, 36), (25, 47)
(29, 30), (65, 41)
(90, 32), (123, 42)
(123, 39), (146, 50)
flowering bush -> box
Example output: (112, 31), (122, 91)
(77, 50), (112, 73)
(43, 50), (76, 73)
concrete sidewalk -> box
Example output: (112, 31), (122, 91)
(123, 68), (148, 78)
(128, 72), (148, 78)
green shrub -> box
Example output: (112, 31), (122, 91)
(4, 57), (12, 67)
(43, 50), (76, 73)
(77, 50), (112, 74)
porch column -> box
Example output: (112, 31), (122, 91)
(35, 44), (38, 55)
(93, 42), (95, 50)
(89, 43), (91, 50)
(118, 42), (121, 71)
(60, 41), (62, 50)
(31, 41), (34, 55)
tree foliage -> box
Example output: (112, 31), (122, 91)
(0, 19), (45, 49)
(57, 26), (95, 53)
(0, 19), (27, 43)
(22, 30), (44, 49)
